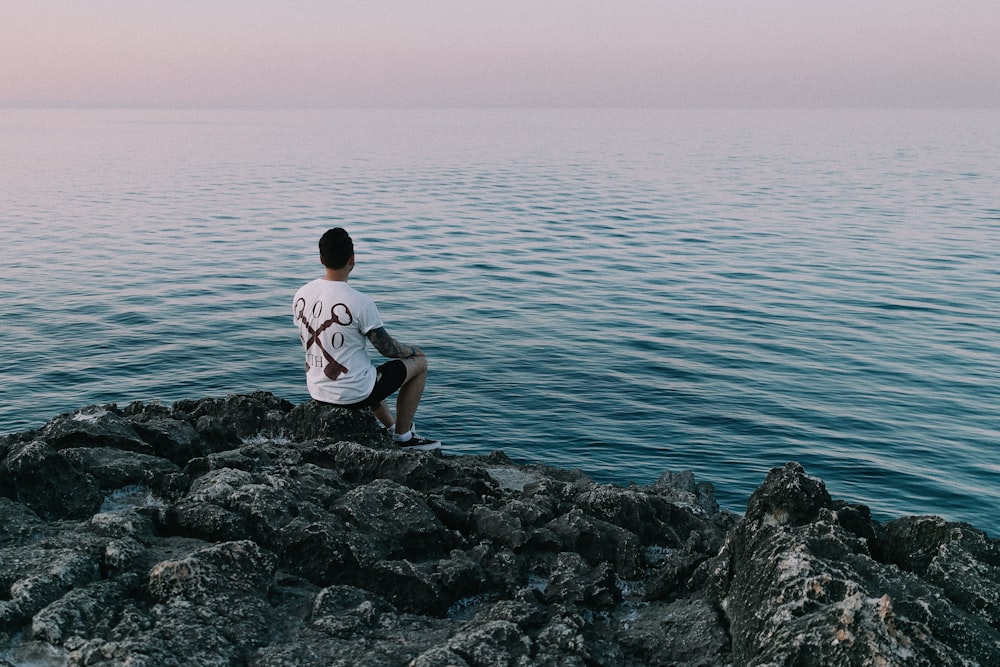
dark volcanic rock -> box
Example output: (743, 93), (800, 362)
(719, 462), (1000, 666)
(1, 394), (997, 666)
(1, 439), (102, 520)
(40, 405), (151, 454)
(882, 515), (1000, 627)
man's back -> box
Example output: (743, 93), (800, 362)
(293, 278), (382, 404)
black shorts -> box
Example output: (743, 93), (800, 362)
(339, 360), (407, 409)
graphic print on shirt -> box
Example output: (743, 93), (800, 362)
(294, 297), (353, 380)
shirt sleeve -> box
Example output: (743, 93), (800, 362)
(357, 294), (384, 335)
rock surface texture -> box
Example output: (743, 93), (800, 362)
(0, 392), (996, 666)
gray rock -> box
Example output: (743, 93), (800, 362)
(471, 504), (530, 549)
(31, 576), (139, 645)
(544, 507), (645, 578)
(0, 546), (101, 632)
(128, 416), (204, 465)
(651, 469), (721, 516)
(59, 446), (189, 498)
(617, 598), (732, 667)
(0, 394), (995, 666)
(1, 439), (102, 520)
(41, 405), (151, 454)
(0, 497), (49, 547)
(883, 514), (1000, 628)
(171, 391), (294, 442)
(541, 551), (620, 608)
(332, 478), (459, 562)
(286, 399), (390, 448)
(147, 539), (275, 602)
(720, 462), (1000, 667)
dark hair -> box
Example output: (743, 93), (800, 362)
(319, 227), (354, 269)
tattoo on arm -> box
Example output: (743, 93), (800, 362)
(367, 327), (415, 358)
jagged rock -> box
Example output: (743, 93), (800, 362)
(651, 470), (721, 516)
(31, 576), (140, 645)
(1, 439), (102, 520)
(171, 391), (294, 442)
(532, 612), (597, 667)
(286, 399), (390, 448)
(572, 482), (732, 557)
(616, 598), (732, 667)
(443, 619), (533, 666)
(544, 507), (645, 578)
(720, 462), (1000, 666)
(882, 515), (1000, 628)
(59, 446), (190, 499)
(57, 540), (281, 666)
(332, 478), (459, 562)
(0, 497), (50, 547)
(471, 504), (530, 549)
(0, 394), (996, 666)
(304, 439), (496, 495)
(41, 406), (151, 454)
(541, 551), (620, 608)
(147, 539), (275, 602)
(251, 583), (458, 666)
(0, 547), (102, 632)
(128, 416), (204, 465)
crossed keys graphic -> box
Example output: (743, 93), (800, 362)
(295, 297), (354, 380)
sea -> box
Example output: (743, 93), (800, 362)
(1, 108), (997, 538)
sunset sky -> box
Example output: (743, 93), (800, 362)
(3, 0), (998, 108)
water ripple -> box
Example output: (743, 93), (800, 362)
(1, 108), (998, 536)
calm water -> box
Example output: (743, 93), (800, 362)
(1, 108), (998, 536)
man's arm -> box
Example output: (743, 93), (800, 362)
(366, 327), (424, 359)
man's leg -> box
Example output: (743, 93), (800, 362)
(394, 355), (428, 436)
(371, 399), (393, 429)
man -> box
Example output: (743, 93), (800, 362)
(293, 227), (441, 451)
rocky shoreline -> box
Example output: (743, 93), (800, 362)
(1, 391), (997, 666)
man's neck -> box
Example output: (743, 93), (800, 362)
(324, 267), (350, 282)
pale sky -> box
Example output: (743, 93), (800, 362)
(3, 0), (998, 108)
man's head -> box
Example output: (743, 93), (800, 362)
(319, 227), (354, 270)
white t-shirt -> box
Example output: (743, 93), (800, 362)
(293, 278), (384, 404)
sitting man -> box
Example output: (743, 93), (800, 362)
(293, 227), (441, 451)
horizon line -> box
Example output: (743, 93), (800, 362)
(3, 103), (999, 112)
